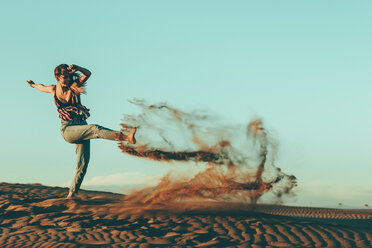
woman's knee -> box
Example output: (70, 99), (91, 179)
(62, 133), (75, 143)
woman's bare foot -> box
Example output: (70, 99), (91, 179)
(126, 127), (137, 144)
(66, 191), (75, 199)
(115, 127), (137, 144)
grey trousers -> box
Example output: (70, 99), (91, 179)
(61, 118), (120, 194)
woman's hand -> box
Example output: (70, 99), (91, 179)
(68, 64), (79, 73)
(27, 80), (35, 88)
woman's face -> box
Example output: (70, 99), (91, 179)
(57, 73), (71, 86)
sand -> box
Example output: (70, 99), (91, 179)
(0, 182), (371, 247)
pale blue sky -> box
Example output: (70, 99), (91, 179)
(1, 1), (371, 208)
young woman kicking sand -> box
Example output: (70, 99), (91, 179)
(27, 64), (136, 199)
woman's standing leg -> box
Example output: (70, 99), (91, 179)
(68, 140), (90, 196)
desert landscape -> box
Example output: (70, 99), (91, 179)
(3, 1), (371, 247)
(1, 182), (371, 248)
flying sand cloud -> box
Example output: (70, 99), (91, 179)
(116, 100), (297, 204)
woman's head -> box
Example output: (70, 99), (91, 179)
(54, 64), (75, 86)
(54, 64), (85, 94)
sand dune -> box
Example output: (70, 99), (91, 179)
(0, 182), (371, 247)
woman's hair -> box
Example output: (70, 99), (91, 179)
(54, 64), (86, 94)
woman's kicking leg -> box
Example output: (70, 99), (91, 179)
(62, 123), (136, 144)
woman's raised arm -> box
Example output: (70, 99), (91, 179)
(27, 80), (54, 93)
(68, 64), (91, 84)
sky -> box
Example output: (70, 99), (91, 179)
(1, 1), (371, 208)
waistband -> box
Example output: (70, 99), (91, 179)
(61, 118), (88, 132)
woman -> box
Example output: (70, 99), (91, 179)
(27, 64), (136, 199)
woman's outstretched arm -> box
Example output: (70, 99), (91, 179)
(68, 64), (91, 84)
(27, 80), (54, 93)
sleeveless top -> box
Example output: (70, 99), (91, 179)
(53, 88), (90, 121)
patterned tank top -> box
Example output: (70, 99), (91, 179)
(53, 89), (90, 121)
